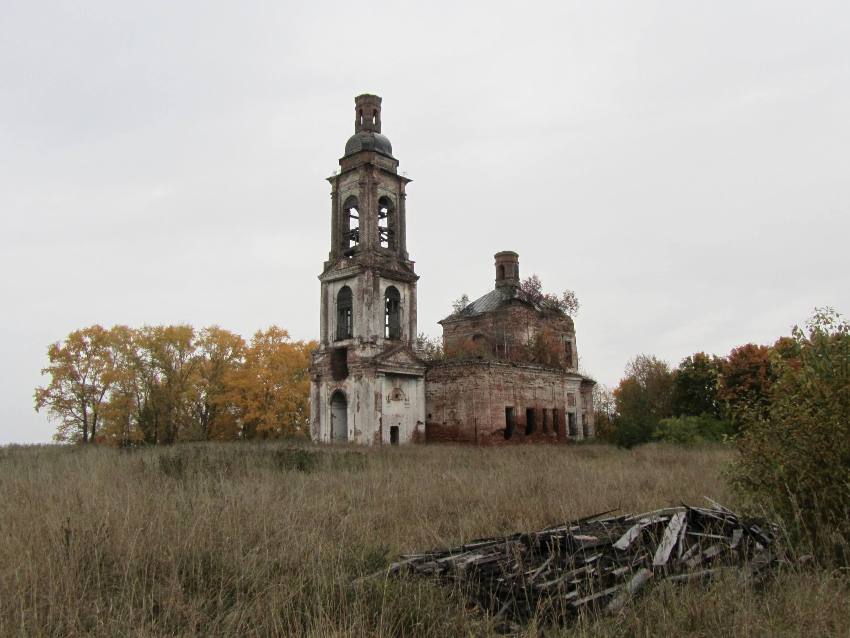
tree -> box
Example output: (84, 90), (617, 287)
(98, 325), (145, 447)
(612, 355), (675, 447)
(592, 383), (616, 441)
(671, 352), (723, 418)
(231, 327), (316, 439)
(732, 308), (850, 549)
(518, 274), (579, 316)
(414, 333), (444, 361)
(34, 325), (117, 443)
(193, 326), (245, 441)
(134, 325), (198, 444)
(451, 294), (470, 316)
(718, 343), (774, 430)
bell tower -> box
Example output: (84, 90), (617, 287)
(309, 94), (426, 446)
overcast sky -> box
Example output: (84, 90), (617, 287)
(2, 1), (848, 444)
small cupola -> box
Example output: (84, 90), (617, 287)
(344, 94), (394, 157)
(494, 251), (520, 290)
(354, 94), (382, 133)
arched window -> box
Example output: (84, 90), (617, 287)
(336, 286), (353, 340)
(378, 196), (395, 250)
(384, 286), (401, 340)
(341, 196), (360, 255)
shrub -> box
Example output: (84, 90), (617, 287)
(731, 308), (850, 552)
(653, 415), (733, 445)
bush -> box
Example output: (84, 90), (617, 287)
(731, 308), (850, 553)
(653, 415), (734, 445)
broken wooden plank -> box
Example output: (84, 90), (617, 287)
(665, 568), (719, 583)
(605, 568), (653, 613)
(570, 584), (622, 608)
(652, 511), (687, 567)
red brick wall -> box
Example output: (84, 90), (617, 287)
(424, 360), (587, 446)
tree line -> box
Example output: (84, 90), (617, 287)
(595, 334), (797, 448)
(34, 325), (316, 445)
(596, 307), (850, 550)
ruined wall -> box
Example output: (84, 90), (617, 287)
(424, 360), (590, 445)
(441, 304), (577, 370)
(379, 374), (425, 445)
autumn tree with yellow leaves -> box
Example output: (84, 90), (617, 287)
(34, 324), (316, 445)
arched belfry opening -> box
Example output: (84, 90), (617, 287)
(385, 286), (401, 340)
(378, 196), (395, 250)
(336, 286), (353, 340)
(330, 390), (348, 442)
(342, 196), (360, 256)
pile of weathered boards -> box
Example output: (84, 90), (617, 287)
(379, 500), (779, 624)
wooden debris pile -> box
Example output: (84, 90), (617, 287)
(379, 500), (779, 623)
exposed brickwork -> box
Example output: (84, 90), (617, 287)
(442, 304), (577, 369)
(424, 360), (593, 446)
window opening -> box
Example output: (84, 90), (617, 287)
(568, 412), (578, 437)
(342, 196), (360, 256)
(504, 407), (515, 439)
(336, 286), (353, 341)
(525, 408), (536, 435)
(378, 196), (395, 249)
(497, 264), (505, 280)
(384, 286), (401, 340)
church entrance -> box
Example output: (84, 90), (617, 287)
(330, 391), (348, 442)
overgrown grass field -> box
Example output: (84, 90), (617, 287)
(1, 443), (847, 637)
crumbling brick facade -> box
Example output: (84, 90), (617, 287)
(425, 251), (595, 445)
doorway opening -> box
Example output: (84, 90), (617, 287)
(525, 408), (536, 435)
(330, 391), (348, 442)
(568, 412), (578, 437)
(504, 407), (515, 439)
(390, 425), (399, 446)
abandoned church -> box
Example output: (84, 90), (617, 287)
(308, 95), (595, 446)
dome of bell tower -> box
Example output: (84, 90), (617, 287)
(344, 94), (394, 157)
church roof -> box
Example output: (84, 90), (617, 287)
(440, 287), (562, 323)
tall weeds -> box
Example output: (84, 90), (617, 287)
(1, 442), (847, 636)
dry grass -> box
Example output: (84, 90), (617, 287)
(0, 442), (847, 637)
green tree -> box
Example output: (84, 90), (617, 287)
(732, 308), (850, 549)
(672, 352), (722, 418)
(613, 355), (674, 447)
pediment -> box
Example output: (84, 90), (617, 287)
(374, 345), (426, 371)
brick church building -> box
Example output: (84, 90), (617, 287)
(308, 95), (595, 446)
